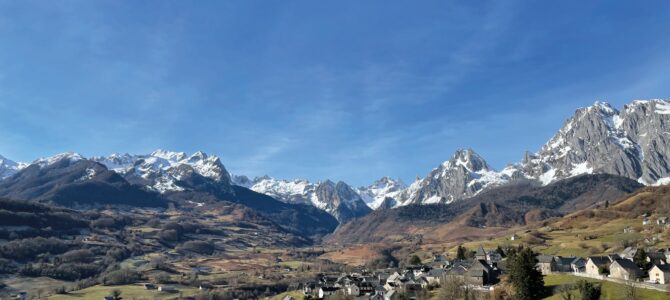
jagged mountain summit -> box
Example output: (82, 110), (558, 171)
(391, 149), (516, 207)
(1, 99), (669, 214)
(91, 150), (234, 195)
(370, 99), (670, 207)
(232, 175), (371, 222)
(0, 152), (166, 207)
(356, 177), (407, 209)
(0, 151), (338, 237)
(0, 155), (26, 179)
(515, 100), (670, 185)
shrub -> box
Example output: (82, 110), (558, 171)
(159, 229), (181, 241)
(179, 241), (215, 255)
(54, 285), (68, 294)
(60, 249), (95, 263)
(576, 280), (601, 300)
(0, 237), (74, 259)
(91, 218), (119, 229)
(105, 248), (130, 262)
(154, 273), (172, 284)
(101, 269), (141, 285)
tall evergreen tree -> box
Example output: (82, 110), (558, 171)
(409, 255), (421, 265)
(496, 245), (505, 257)
(633, 248), (649, 269)
(576, 280), (601, 300)
(508, 248), (545, 300)
(456, 245), (467, 260)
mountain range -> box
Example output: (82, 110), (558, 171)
(0, 151), (338, 239)
(1, 99), (669, 224)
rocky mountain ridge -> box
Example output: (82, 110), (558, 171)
(231, 175), (371, 222)
(2, 99), (669, 215)
(366, 99), (670, 207)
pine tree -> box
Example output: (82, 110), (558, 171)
(576, 280), (601, 300)
(409, 255), (422, 265)
(508, 248), (545, 300)
(633, 248), (649, 270)
(456, 245), (467, 260)
(496, 245), (505, 257)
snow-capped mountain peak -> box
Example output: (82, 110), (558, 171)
(0, 155), (26, 179)
(441, 148), (491, 173)
(151, 149), (188, 162)
(33, 152), (85, 168)
(233, 175), (371, 222)
(393, 148), (511, 206)
(357, 176), (407, 209)
(92, 150), (233, 193)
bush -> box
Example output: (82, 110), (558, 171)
(154, 272), (172, 284)
(54, 285), (68, 294)
(20, 263), (102, 281)
(179, 241), (215, 255)
(0, 237), (74, 259)
(105, 248), (130, 262)
(0, 258), (17, 274)
(576, 280), (601, 300)
(91, 218), (119, 229)
(101, 269), (141, 285)
(60, 249), (95, 263)
(159, 229), (181, 242)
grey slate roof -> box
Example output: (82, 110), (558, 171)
(612, 259), (643, 277)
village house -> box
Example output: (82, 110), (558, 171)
(552, 256), (575, 272)
(357, 281), (375, 296)
(649, 264), (670, 284)
(620, 247), (637, 260)
(646, 251), (667, 266)
(475, 246), (487, 261)
(623, 226), (636, 233)
(345, 283), (360, 296)
(14, 291), (27, 300)
(319, 286), (339, 298)
(384, 290), (399, 300)
(585, 256), (613, 277)
(370, 293), (384, 300)
(143, 283), (156, 290)
(303, 282), (319, 296)
(424, 268), (445, 285)
(657, 216), (668, 225)
(466, 260), (496, 285)
(609, 259), (644, 281)
(158, 285), (178, 293)
(486, 250), (503, 264)
(571, 257), (586, 273)
(643, 217), (651, 225)
(510, 233), (518, 241)
(536, 255), (557, 275)
(432, 254), (447, 262)
(198, 283), (213, 290)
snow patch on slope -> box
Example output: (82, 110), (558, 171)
(655, 102), (670, 115)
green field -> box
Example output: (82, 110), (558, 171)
(456, 214), (669, 257)
(278, 260), (311, 269)
(543, 274), (668, 300)
(49, 284), (199, 300)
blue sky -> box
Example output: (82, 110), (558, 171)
(1, 1), (669, 186)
